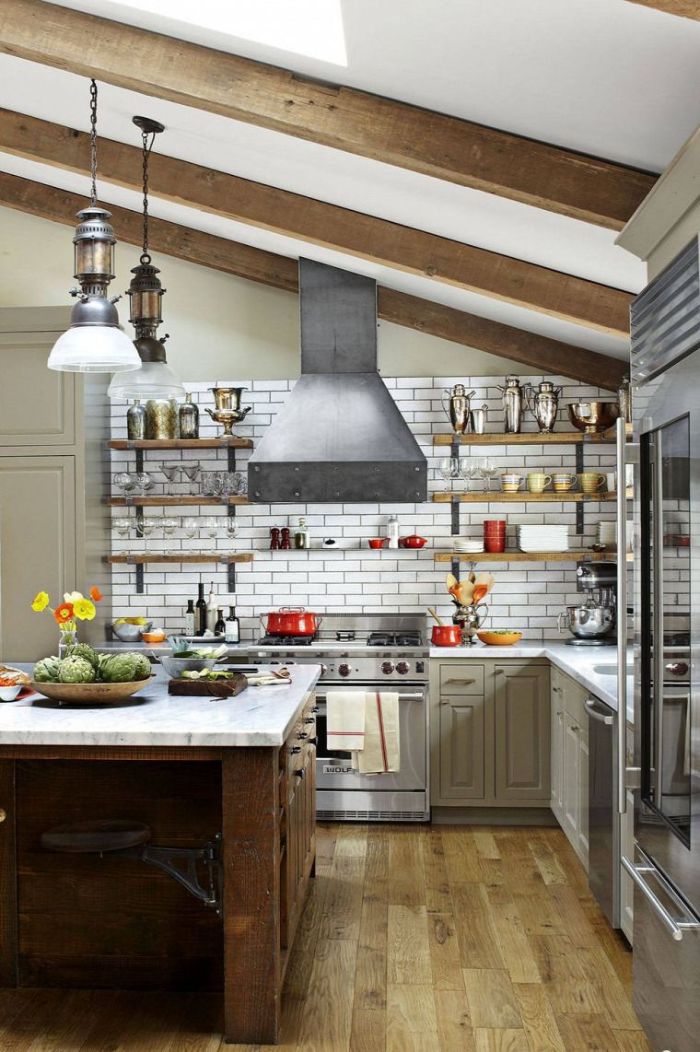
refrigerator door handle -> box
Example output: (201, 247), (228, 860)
(616, 416), (628, 814)
(622, 856), (700, 942)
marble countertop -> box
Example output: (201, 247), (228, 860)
(429, 640), (633, 719)
(0, 664), (321, 748)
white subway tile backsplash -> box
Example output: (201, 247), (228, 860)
(109, 374), (617, 639)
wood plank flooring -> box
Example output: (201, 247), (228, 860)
(0, 824), (649, 1051)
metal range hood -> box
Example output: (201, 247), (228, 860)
(248, 259), (427, 503)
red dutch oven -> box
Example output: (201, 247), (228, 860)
(431, 625), (462, 647)
(260, 607), (323, 637)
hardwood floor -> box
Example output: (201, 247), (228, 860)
(0, 824), (650, 1051)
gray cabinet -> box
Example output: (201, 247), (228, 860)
(0, 331), (76, 447)
(550, 666), (590, 869)
(494, 663), (550, 802)
(431, 659), (550, 808)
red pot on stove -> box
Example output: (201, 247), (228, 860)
(259, 607), (323, 637)
(431, 625), (462, 647)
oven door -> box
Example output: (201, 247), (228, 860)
(635, 351), (700, 916)
(315, 686), (426, 791)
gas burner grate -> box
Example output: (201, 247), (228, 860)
(257, 635), (315, 646)
(367, 631), (422, 647)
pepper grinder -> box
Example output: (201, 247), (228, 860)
(280, 527), (292, 550)
(270, 526), (281, 550)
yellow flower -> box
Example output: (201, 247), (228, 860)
(31, 591), (50, 612)
(73, 598), (96, 621)
(64, 591), (84, 604)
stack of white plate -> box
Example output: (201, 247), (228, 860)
(453, 537), (484, 554)
(517, 524), (569, 553)
(597, 521), (616, 547)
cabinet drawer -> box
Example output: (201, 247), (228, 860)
(439, 664), (485, 695)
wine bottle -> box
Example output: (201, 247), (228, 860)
(214, 608), (226, 636)
(195, 583), (207, 637)
(184, 599), (195, 636)
(225, 605), (240, 644)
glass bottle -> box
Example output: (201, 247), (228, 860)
(195, 583), (207, 637)
(214, 607), (226, 636)
(184, 599), (195, 636)
(126, 399), (147, 440)
(225, 605), (240, 644)
(294, 516), (310, 550)
(145, 399), (176, 439)
(206, 581), (217, 633)
(387, 515), (400, 549)
(178, 392), (200, 439)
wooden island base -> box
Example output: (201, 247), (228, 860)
(0, 695), (317, 1046)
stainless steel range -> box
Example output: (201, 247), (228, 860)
(249, 614), (429, 822)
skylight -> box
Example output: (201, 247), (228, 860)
(107, 0), (347, 65)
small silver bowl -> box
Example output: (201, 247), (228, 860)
(159, 655), (218, 679)
(112, 621), (153, 642)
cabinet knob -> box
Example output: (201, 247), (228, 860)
(294, 769), (305, 779)
(289, 745), (302, 755)
(0, 808), (5, 823)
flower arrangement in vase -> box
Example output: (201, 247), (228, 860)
(31, 586), (104, 655)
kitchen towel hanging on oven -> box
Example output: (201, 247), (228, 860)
(326, 691), (366, 752)
(355, 692), (400, 775)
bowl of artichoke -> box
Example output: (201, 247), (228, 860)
(31, 645), (153, 705)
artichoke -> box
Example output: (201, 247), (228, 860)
(130, 653), (152, 681)
(33, 655), (61, 683)
(99, 653), (139, 683)
(66, 642), (100, 670)
(58, 656), (96, 683)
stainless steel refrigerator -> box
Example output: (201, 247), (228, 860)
(627, 238), (700, 1052)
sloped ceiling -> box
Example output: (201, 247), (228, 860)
(1, 0), (699, 365)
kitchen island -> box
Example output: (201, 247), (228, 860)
(0, 663), (321, 1045)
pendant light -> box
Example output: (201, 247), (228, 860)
(48, 81), (140, 374)
(108, 117), (184, 400)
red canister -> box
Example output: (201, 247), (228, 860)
(484, 519), (506, 553)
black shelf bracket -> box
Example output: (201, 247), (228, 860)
(575, 442), (584, 535)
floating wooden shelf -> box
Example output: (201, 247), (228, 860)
(435, 550), (633, 564)
(105, 553), (254, 565)
(432, 491), (618, 503)
(433, 431), (616, 446)
(107, 495), (252, 507)
(109, 438), (253, 450)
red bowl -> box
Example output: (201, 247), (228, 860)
(368, 538), (388, 549)
(431, 625), (462, 646)
(399, 535), (428, 549)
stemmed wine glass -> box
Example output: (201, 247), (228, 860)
(113, 517), (131, 540)
(136, 516), (155, 543)
(203, 516), (219, 541)
(225, 517), (237, 545)
(162, 516), (178, 554)
(183, 517), (198, 541)
(181, 464), (200, 495)
(438, 457), (461, 493)
(476, 457), (499, 492)
(113, 472), (135, 496)
(160, 464), (181, 485)
(459, 458), (479, 492)
(134, 472), (154, 496)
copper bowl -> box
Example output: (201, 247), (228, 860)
(567, 401), (620, 435)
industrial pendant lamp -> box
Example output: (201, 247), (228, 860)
(108, 117), (184, 400)
(48, 80), (140, 374)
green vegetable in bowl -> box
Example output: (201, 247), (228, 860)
(65, 642), (100, 670)
(99, 653), (139, 682)
(33, 655), (61, 682)
(130, 653), (152, 681)
(58, 656), (96, 683)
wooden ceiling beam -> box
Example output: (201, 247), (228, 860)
(0, 171), (627, 390)
(625, 1), (700, 20)
(0, 0), (656, 229)
(0, 108), (632, 335)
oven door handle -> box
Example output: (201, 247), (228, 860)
(584, 698), (614, 726)
(314, 692), (424, 703)
(622, 855), (700, 942)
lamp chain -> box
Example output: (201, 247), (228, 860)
(140, 129), (156, 265)
(89, 79), (98, 207)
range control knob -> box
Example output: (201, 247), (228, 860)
(396, 661), (410, 675)
(666, 661), (689, 677)
(338, 663), (351, 677)
(381, 661), (395, 675)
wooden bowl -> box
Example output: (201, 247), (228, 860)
(476, 630), (523, 647)
(29, 678), (152, 706)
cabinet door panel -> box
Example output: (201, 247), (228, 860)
(494, 664), (550, 803)
(0, 336), (75, 446)
(439, 663), (485, 696)
(563, 711), (581, 845)
(0, 456), (77, 661)
(550, 701), (565, 820)
(438, 696), (485, 800)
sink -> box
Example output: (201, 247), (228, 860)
(592, 663), (632, 676)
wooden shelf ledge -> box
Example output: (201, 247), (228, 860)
(106, 495), (252, 507)
(105, 553), (254, 565)
(432, 490), (618, 503)
(109, 438), (253, 450)
(433, 430), (616, 446)
(435, 550), (633, 564)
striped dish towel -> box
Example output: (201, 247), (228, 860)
(326, 691), (366, 752)
(355, 692), (400, 774)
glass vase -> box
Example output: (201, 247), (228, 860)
(58, 625), (78, 657)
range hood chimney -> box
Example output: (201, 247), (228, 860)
(248, 259), (427, 503)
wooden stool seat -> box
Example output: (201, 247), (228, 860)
(41, 819), (152, 854)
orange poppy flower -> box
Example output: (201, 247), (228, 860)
(89, 586), (104, 603)
(53, 602), (74, 625)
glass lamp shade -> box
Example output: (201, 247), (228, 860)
(48, 324), (141, 373)
(108, 358), (185, 399)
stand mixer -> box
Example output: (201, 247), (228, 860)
(558, 560), (617, 646)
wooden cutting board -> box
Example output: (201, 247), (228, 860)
(168, 674), (248, 698)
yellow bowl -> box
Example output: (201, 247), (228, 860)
(476, 630), (523, 646)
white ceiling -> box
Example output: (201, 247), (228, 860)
(1, 0), (699, 364)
